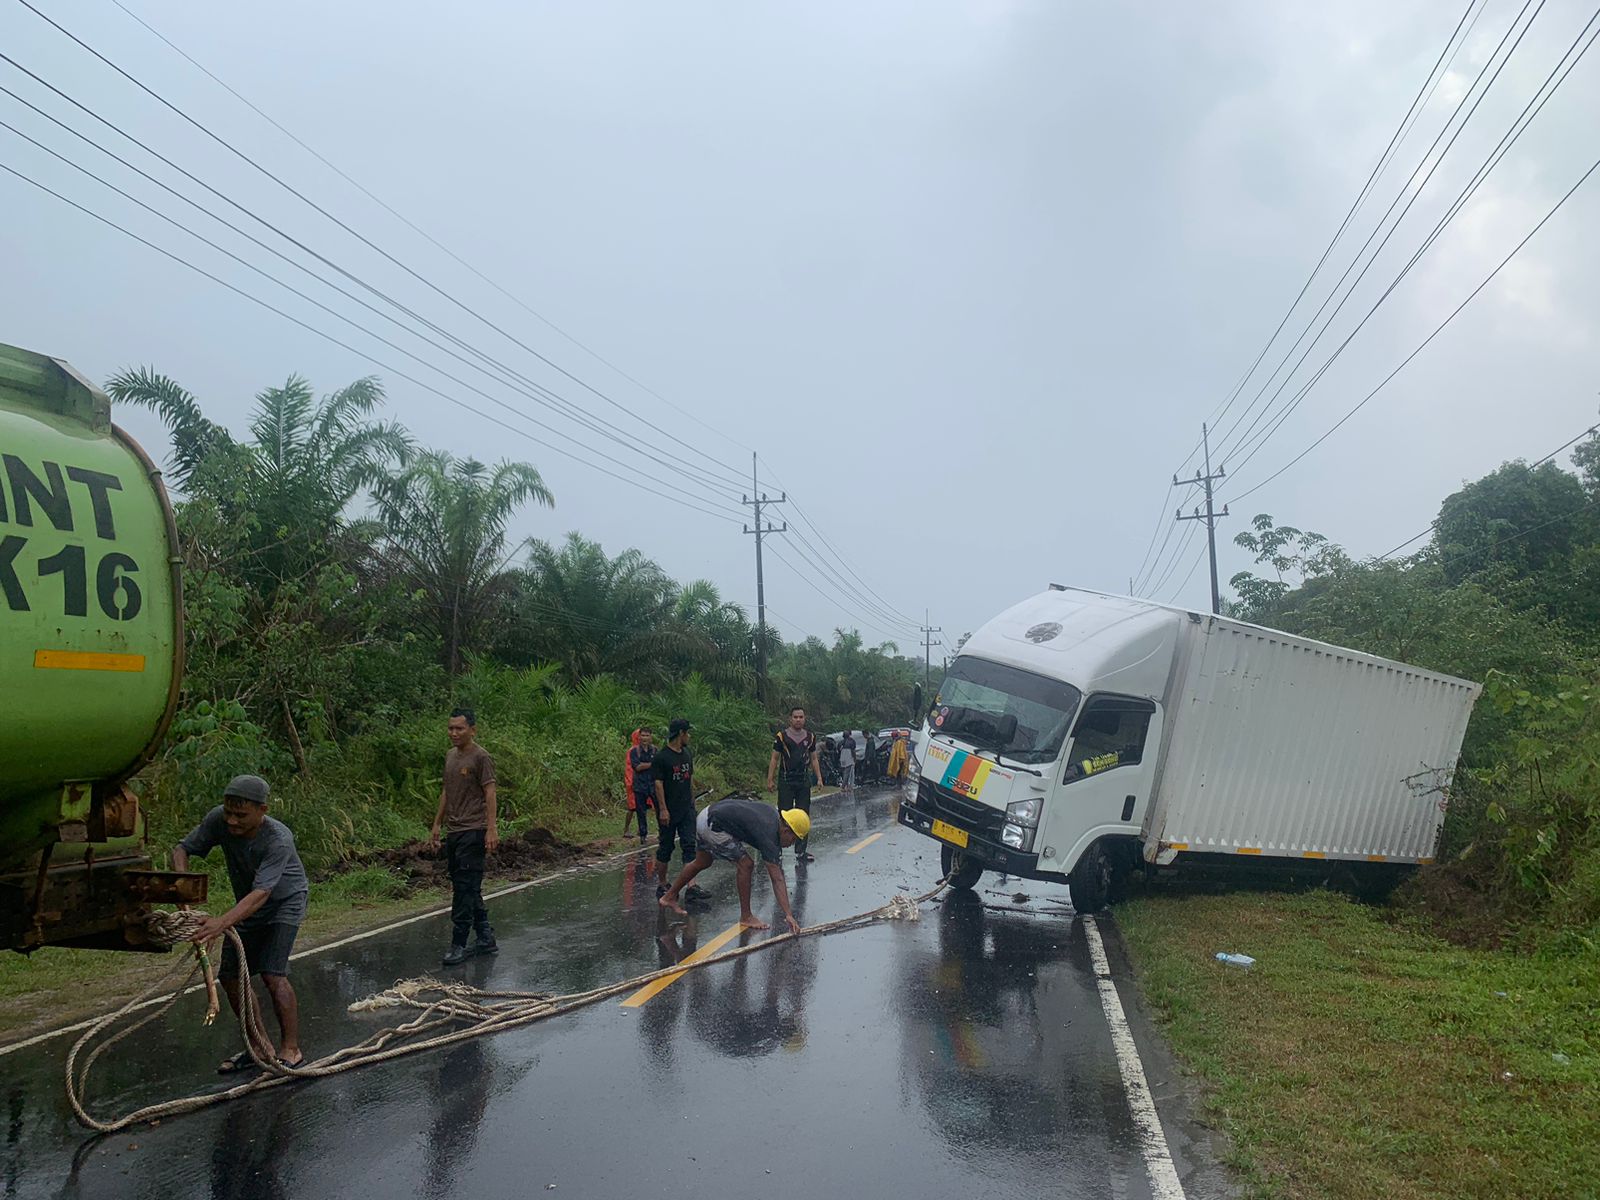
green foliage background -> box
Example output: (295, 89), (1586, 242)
(114, 369), (921, 874)
(1228, 442), (1600, 953)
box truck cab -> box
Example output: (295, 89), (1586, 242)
(897, 586), (1479, 910)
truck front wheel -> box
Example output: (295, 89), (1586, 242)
(1069, 841), (1114, 913)
(940, 845), (984, 891)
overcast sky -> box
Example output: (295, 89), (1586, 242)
(3, 0), (1596, 656)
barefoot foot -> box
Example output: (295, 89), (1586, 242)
(738, 915), (770, 931)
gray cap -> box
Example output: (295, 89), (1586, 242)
(223, 774), (270, 805)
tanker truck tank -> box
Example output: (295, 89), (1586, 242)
(0, 342), (205, 953)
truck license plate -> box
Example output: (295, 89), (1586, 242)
(931, 819), (968, 848)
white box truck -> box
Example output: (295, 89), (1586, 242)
(897, 586), (1481, 909)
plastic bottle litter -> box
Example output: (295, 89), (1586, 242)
(1215, 952), (1256, 969)
(1552, 1052), (1571, 1065)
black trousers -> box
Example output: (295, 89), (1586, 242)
(445, 829), (494, 947)
(777, 778), (811, 854)
(631, 794), (653, 838)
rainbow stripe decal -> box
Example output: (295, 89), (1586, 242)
(939, 749), (994, 799)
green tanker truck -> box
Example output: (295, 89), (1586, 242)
(0, 342), (204, 953)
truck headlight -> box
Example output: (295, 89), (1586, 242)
(1005, 797), (1041, 827)
(1001, 822), (1032, 850)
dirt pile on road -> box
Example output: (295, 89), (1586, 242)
(346, 827), (604, 887)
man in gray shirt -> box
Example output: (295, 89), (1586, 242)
(173, 774), (309, 1072)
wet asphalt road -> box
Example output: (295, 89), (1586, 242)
(2, 786), (1230, 1200)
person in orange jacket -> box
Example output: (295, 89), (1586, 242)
(623, 727), (660, 840)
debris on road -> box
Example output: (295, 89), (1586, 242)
(1215, 952), (1255, 969)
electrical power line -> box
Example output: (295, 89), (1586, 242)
(1193, 0), (1489, 452)
(0, 104), (753, 515)
(1374, 421), (1600, 560)
(1221, 2), (1600, 483)
(0, 157), (750, 527)
(1211, 0), (1551, 470)
(1140, 0), (1488, 582)
(105, 0), (758, 465)
(13, 2), (920, 637)
(0, 59), (755, 514)
(1164, 537), (1210, 606)
(12, 0), (756, 496)
(758, 462), (920, 628)
(1226, 148), (1600, 505)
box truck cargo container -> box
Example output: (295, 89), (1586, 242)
(897, 586), (1481, 909)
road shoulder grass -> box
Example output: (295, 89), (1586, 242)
(1117, 889), (1599, 1200)
(0, 868), (451, 1046)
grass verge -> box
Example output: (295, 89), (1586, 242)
(1117, 889), (1599, 1200)
(0, 869), (450, 1045)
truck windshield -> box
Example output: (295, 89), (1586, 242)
(932, 657), (1082, 764)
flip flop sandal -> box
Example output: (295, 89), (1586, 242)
(217, 1050), (256, 1075)
(277, 1055), (305, 1070)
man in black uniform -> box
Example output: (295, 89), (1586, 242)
(767, 707), (823, 862)
(653, 718), (699, 896)
(659, 798), (809, 933)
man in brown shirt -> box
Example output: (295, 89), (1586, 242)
(429, 707), (499, 966)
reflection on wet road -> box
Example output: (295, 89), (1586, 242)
(2, 787), (1218, 1200)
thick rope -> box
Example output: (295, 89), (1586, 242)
(66, 883), (944, 1133)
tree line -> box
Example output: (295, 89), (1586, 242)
(115, 367), (921, 865)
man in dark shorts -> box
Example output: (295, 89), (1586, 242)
(653, 718), (699, 897)
(429, 707), (499, 966)
(659, 799), (810, 933)
(626, 726), (659, 840)
(173, 774), (309, 1072)
(767, 707), (823, 862)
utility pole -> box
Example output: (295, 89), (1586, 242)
(1175, 422), (1230, 615)
(742, 452), (786, 705)
(920, 609), (943, 687)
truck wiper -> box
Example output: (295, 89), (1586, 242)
(971, 745), (1042, 776)
(935, 728), (1043, 776)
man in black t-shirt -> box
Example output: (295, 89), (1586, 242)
(767, 707), (824, 862)
(660, 798), (810, 933)
(652, 718), (698, 896)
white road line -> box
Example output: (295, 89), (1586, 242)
(1083, 914), (1186, 1200)
(0, 844), (651, 1058)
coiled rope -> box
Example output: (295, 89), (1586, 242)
(66, 884), (942, 1133)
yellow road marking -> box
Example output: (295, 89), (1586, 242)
(621, 921), (746, 1008)
(34, 649), (146, 672)
(845, 831), (884, 855)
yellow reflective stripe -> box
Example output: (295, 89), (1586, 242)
(1302, 851), (1327, 859)
(1367, 854), (1387, 862)
(1236, 847), (1262, 855)
(1169, 842), (1188, 851)
(34, 650), (146, 673)
(621, 922), (745, 1008)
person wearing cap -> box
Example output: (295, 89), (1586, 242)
(652, 718), (699, 896)
(172, 774), (310, 1072)
(659, 798), (809, 933)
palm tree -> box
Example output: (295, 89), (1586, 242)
(673, 579), (758, 693)
(374, 451), (553, 674)
(514, 534), (696, 687)
(106, 369), (411, 583)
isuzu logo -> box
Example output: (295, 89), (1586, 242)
(1025, 621), (1062, 643)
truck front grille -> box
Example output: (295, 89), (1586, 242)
(915, 780), (1005, 837)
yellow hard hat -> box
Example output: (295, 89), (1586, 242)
(780, 808), (811, 840)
